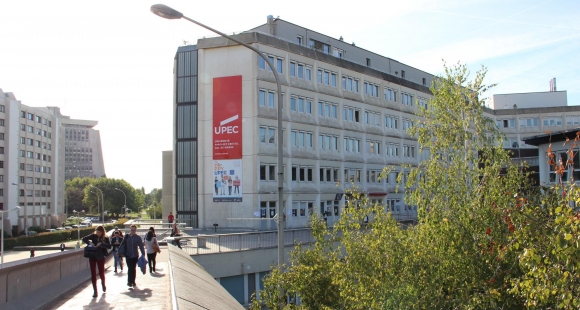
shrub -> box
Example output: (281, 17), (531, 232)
(29, 226), (46, 233)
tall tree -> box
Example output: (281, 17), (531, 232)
(253, 63), (534, 309)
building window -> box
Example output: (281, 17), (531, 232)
(366, 140), (381, 155)
(366, 58), (371, 66)
(260, 201), (277, 218)
(344, 168), (362, 183)
(292, 201), (314, 217)
(291, 166), (313, 182)
(401, 92), (413, 106)
(364, 111), (381, 126)
(403, 118), (414, 131)
(497, 119), (516, 128)
(35, 116), (41, 123)
(296, 35), (303, 45)
(386, 143), (399, 157)
(290, 130), (313, 148)
(0, 105), (5, 112)
(259, 126), (276, 144)
(260, 163), (277, 181)
(258, 55), (283, 73)
(385, 115), (399, 129)
(258, 89), (277, 108)
(422, 77), (426, 86)
(343, 106), (361, 123)
(403, 145), (415, 158)
(290, 96), (312, 114)
(318, 134), (338, 151)
(309, 39), (329, 53)
(27, 113), (33, 120)
(367, 169), (382, 183)
(318, 101), (338, 119)
(0, 161), (3, 168)
(342, 75), (359, 93)
(565, 116), (579, 126)
(363, 82), (379, 98)
(0, 189), (3, 196)
(343, 137), (361, 153)
(418, 97), (428, 110)
(332, 48), (344, 59)
(0, 133), (3, 140)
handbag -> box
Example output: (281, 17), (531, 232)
(152, 239), (161, 253)
(117, 238), (127, 258)
(84, 246), (104, 260)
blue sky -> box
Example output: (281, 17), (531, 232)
(0, 0), (578, 191)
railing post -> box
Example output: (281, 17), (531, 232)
(239, 234), (242, 251)
(258, 232), (261, 249)
(218, 235), (221, 253)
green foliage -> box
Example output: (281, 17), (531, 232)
(253, 62), (565, 309)
(28, 226), (46, 233)
(146, 203), (162, 219)
(82, 178), (139, 217)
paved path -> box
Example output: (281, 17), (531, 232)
(44, 246), (171, 309)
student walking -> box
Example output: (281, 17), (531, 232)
(144, 230), (160, 273)
(82, 226), (111, 298)
(119, 225), (145, 288)
(111, 231), (124, 273)
(167, 212), (174, 229)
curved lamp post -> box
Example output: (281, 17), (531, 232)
(91, 186), (104, 223)
(90, 190), (100, 223)
(1, 206), (20, 268)
(150, 5), (286, 284)
(114, 188), (126, 219)
(11, 183), (28, 236)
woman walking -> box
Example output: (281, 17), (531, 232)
(119, 225), (145, 288)
(111, 231), (124, 273)
(82, 226), (111, 298)
(144, 230), (160, 273)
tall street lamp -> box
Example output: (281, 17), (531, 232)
(72, 209), (85, 248)
(114, 188), (126, 219)
(12, 183), (27, 236)
(1, 206), (20, 268)
(91, 190), (100, 223)
(91, 186), (104, 223)
(150, 4), (286, 279)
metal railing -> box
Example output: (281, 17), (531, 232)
(175, 228), (314, 255)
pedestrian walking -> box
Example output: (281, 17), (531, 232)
(144, 230), (160, 273)
(60, 242), (66, 252)
(118, 225), (145, 288)
(30, 249), (35, 257)
(170, 222), (182, 249)
(82, 226), (111, 298)
(111, 231), (124, 273)
(167, 212), (174, 228)
(113, 226), (123, 238)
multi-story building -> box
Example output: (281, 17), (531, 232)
(0, 90), (104, 236)
(60, 116), (105, 180)
(169, 17), (577, 231)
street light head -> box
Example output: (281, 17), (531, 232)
(10, 206), (20, 211)
(11, 183), (17, 186)
(151, 4), (183, 19)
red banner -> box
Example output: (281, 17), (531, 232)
(213, 76), (243, 159)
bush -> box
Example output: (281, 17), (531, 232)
(10, 230), (71, 247)
(3, 230), (11, 239)
(29, 226), (46, 233)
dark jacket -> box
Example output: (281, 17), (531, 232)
(82, 233), (111, 258)
(111, 235), (124, 251)
(120, 233), (145, 258)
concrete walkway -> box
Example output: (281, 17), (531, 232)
(44, 246), (171, 309)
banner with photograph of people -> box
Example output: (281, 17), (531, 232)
(213, 159), (242, 202)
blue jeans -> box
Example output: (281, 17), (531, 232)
(112, 250), (123, 270)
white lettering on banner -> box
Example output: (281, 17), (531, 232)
(214, 126), (239, 134)
(220, 115), (239, 126)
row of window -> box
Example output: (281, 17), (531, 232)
(260, 55), (425, 104)
(496, 117), (578, 128)
(21, 111), (52, 127)
(19, 151), (52, 162)
(259, 126), (417, 157)
(19, 163), (52, 173)
(18, 176), (52, 185)
(261, 89), (417, 129)
(18, 189), (51, 197)
(20, 124), (52, 138)
(19, 137), (52, 149)
(259, 163), (411, 184)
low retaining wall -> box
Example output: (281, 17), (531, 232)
(0, 249), (89, 305)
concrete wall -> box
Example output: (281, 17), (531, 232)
(0, 249), (89, 305)
(490, 91), (567, 109)
(162, 150), (173, 220)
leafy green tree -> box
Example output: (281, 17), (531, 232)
(82, 178), (140, 218)
(65, 187), (84, 214)
(146, 202), (162, 220)
(252, 63), (534, 309)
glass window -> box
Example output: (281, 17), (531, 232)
(276, 58), (283, 73)
(290, 62), (296, 77)
(297, 64), (303, 78)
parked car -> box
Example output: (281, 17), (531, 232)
(82, 221), (92, 227)
(55, 227), (65, 231)
(72, 225), (79, 228)
(28, 231), (38, 236)
(64, 226), (73, 230)
(45, 229), (56, 233)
